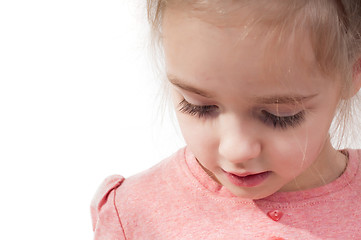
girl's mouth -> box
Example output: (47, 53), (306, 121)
(224, 171), (271, 187)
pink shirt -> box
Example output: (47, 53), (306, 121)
(91, 147), (361, 239)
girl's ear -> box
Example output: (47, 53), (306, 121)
(351, 58), (361, 97)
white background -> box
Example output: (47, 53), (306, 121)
(1, 1), (361, 240)
(0, 0), (184, 239)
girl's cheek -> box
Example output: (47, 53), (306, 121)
(178, 116), (217, 143)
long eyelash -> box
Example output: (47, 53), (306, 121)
(262, 110), (305, 129)
(178, 99), (216, 118)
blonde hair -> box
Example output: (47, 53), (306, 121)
(147, 0), (361, 147)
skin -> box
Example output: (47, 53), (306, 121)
(162, 7), (349, 199)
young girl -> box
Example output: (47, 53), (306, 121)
(91, 0), (361, 239)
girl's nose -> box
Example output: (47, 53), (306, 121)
(218, 116), (261, 165)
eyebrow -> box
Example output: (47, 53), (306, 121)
(167, 74), (318, 104)
(254, 95), (318, 104)
(167, 75), (214, 98)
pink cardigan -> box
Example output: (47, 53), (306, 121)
(91, 147), (361, 239)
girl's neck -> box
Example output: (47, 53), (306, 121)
(280, 140), (348, 192)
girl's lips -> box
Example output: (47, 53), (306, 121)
(224, 170), (271, 187)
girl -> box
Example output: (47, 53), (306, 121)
(91, 0), (361, 239)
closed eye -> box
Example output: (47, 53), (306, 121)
(261, 110), (305, 129)
(178, 99), (306, 129)
(178, 99), (218, 118)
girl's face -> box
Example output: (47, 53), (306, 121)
(163, 7), (347, 199)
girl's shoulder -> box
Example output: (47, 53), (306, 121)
(90, 174), (126, 240)
(115, 147), (187, 199)
(94, 147), (186, 199)
(91, 148), (188, 239)
(91, 174), (125, 222)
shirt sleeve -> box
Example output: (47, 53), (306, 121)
(91, 175), (126, 240)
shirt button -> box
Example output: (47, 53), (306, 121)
(267, 209), (283, 221)
(268, 237), (285, 240)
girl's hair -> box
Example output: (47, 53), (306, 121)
(146, 0), (361, 147)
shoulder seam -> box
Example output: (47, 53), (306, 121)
(113, 188), (127, 239)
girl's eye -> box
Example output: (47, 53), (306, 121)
(177, 99), (305, 128)
(178, 99), (218, 118)
(261, 110), (305, 129)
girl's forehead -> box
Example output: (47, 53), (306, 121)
(164, 0), (305, 28)
(162, 7), (322, 89)
(159, 0), (351, 85)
